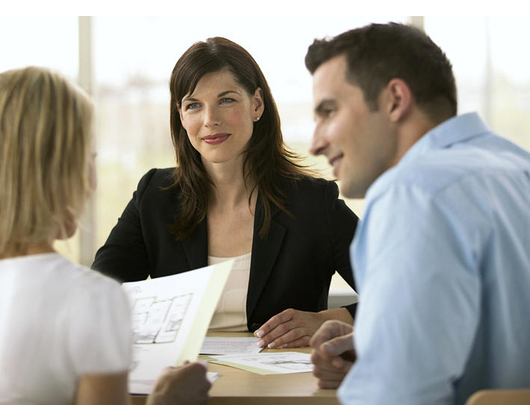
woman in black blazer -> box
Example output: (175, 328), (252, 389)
(92, 37), (359, 349)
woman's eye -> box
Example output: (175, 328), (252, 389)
(220, 98), (235, 105)
(185, 103), (200, 110)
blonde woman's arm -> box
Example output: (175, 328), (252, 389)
(75, 372), (129, 404)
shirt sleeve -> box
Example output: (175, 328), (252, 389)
(67, 277), (132, 376)
(339, 183), (487, 404)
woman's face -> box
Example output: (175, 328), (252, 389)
(178, 70), (264, 169)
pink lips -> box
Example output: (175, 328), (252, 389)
(202, 133), (230, 145)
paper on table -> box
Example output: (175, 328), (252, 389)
(200, 337), (264, 355)
(122, 260), (233, 395)
(207, 372), (220, 383)
(209, 352), (313, 375)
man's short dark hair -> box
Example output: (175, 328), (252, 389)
(305, 23), (457, 122)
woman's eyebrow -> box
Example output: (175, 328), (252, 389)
(218, 90), (242, 97)
(182, 90), (241, 103)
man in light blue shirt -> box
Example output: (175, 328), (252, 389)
(306, 23), (530, 404)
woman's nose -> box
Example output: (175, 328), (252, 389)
(203, 105), (221, 127)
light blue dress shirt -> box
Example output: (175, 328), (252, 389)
(339, 113), (530, 404)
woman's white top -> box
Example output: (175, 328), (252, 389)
(207, 253), (251, 331)
(0, 253), (131, 404)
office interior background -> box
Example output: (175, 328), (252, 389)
(1, 16), (529, 297)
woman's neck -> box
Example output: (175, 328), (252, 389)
(0, 241), (55, 259)
(204, 160), (256, 209)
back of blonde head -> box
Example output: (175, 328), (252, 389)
(0, 67), (93, 256)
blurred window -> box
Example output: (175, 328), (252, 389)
(4, 17), (529, 297)
(0, 16), (80, 261)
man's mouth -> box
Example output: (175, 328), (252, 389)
(329, 154), (343, 177)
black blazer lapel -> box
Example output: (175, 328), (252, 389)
(246, 198), (286, 325)
(180, 196), (286, 328)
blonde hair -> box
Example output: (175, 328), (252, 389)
(0, 67), (93, 255)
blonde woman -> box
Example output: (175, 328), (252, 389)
(0, 67), (210, 404)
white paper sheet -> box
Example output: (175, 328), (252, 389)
(209, 352), (313, 375)
(200, 337), (264, 355)
(122, 260), (233, 395)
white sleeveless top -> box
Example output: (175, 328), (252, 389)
(207, 252), (251, 331)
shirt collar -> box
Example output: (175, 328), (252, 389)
(398, 112), (491, 167)
(364, 113), (491, 201)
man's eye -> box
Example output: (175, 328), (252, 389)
(322, 108), (334, 117)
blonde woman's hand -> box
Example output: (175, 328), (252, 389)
(147, 361), (211, 405)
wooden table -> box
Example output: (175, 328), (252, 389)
(132, 332), (338, 405)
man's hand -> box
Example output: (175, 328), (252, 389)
(310, 320), (356, 389)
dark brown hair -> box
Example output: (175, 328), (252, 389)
(169, 37), (309, 240)
(305, 23), (457, 122)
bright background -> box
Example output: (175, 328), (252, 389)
(2, 13), (530, 302)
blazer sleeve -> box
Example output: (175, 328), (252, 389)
(324, 180), (359, 318)
(91, 169), (158, 282)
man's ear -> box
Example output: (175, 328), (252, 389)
(383, 78), (412, 123)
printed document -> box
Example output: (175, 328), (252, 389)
(200, 336), (264, 355)
(209, 352), (313, 375)
(122, 260), (233, 394)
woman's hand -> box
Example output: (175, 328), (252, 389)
(253, 307), (353, 349)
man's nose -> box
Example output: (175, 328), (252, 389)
(309, 126), (327, 156)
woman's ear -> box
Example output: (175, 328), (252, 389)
(253, 87), (264, 121)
